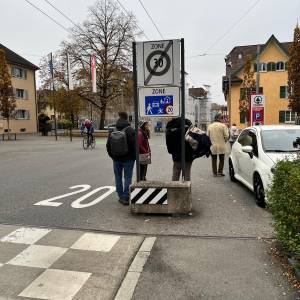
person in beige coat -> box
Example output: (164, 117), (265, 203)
(207, 114), (230, 176)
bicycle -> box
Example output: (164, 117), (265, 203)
(82, 133), (96, 149)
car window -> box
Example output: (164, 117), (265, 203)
(238, 130), (258, 157)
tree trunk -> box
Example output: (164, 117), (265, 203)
(7, 118), (10, 140)
(100, 105), (106, 130)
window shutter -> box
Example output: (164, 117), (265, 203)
(253, 63), (257, 72)
(240, 112), (246, 124)
(280, 86), (286, 98)
(267, 63), (271, 71)
(240, 88), (246, 100)
(279, 111), (285, 123)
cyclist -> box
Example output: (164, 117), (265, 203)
(81, 119), (94, 145)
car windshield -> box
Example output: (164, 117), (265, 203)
(261, 129), (300, 152)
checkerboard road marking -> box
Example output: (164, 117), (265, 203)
(71, 232), (120, 252)
(19, 269), (91, 300)
(0, 227), (51, 245)
(8, 245), (68, 268)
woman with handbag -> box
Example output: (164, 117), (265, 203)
(138, 120), (151, 181)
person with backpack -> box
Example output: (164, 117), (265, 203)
(106, 112), (135, 205)
(138, 120), (151, 181)
(166, 117), (194, 181)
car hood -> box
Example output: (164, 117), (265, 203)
(265, 152), (298, 163)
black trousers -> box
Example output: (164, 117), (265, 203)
(140, 164), (148, 181)
(211, 154), (225, 175)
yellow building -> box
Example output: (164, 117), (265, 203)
(223, 35), (297, 128)
(0, 44), (39, 134)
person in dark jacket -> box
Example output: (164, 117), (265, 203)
(166, 117), (194, 181)
(106, 112), (135, 205)
(138, 120), (151, 181)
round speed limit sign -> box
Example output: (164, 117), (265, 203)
(146, 50), (171, 76)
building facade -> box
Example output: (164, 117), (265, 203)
(0, 44), (39, 133)
(223, 35), (296, 128)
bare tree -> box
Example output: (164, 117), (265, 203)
(39, 0), (137, 129)
(0, 49), (16, 137)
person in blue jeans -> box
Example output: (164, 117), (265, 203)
(106, 112), (135, 205)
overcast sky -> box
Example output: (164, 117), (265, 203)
(1, 0), (300, 103)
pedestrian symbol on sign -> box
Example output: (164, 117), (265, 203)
(145, 95), (174, 116)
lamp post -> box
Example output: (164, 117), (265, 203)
(225, 55), (232, 125)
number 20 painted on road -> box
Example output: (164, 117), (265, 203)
(34, 185), (116, 209)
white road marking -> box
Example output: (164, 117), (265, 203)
(8, 245), (68, 268)
(1, 227), (51, 245)
(19, 269), (91, 300)
(71, 186), (116, 208)
(71, 232), (120, 252)
(114, 237), (156, 300)
(34, 185), (91, 207)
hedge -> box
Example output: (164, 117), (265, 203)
(267, 157), (300, 260)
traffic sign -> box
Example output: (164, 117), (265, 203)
(251, 94), (265, 125)
(138, 87), (180, 117)
(136, 40), (180, 87)
(251, 94), (265, 108)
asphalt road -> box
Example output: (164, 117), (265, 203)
(0, 134), (272, 238)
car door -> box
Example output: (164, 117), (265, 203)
(237, 130), (259, 185)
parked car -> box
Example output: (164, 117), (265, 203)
(229, 125), (300, 207)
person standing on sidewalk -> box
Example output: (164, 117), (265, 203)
(138, 120), (151, 181)
(229, 123), (239, 148)
(106, 112), (135, 205)
(166, 117), (194, 181)
(207, 114), (229, 177)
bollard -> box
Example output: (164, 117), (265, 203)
(130, 181), (192, 215)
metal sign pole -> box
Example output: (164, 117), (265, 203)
(180, 38), (186, 181)
(132, 42), (140, 182)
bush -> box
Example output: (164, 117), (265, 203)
(268, 157), (300, 260)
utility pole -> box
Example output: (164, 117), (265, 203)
(256, 44), (261, 93)
(48, 52), (57, 141)
(225, 55), (232, 125)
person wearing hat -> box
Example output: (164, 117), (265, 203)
(207, 113), (230, 176)
(138, 120), (151, 180)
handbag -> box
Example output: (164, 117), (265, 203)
(139, 153), (151, 165)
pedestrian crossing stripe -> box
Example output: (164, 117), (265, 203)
(130, 188), (167, 205)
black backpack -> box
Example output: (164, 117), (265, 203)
(109, 126), (129, 157)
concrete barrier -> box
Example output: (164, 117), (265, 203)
(130, 181), (192, 215)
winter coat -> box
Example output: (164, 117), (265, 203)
(165, 118), (194, 162)
(138, 128), (150, 154)
(207, 121), (230, 155)
(106, 118), (136, 161)
(188, 132), (212, 158)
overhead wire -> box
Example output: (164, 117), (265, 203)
(190, 0), (262, 58)
(23, 0), (71, 34)
(137, 0), (164, 39)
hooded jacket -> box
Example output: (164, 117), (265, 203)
(165, 118), (194, 162)
(106, 118), (136, 161)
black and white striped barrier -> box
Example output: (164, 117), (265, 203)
(130, 181), (191, 215)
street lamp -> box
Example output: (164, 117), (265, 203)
(224, 55), (232, 125)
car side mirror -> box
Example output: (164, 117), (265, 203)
(242, 145), (254, 158)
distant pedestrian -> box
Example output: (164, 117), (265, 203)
(138, 121), (151, 181)
(106, 112), (135, 205)
(229, 123), (239, 148)
(207, 113), (229, 177)
(166, 117), (194, 181)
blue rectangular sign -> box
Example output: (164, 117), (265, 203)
(145, 95), (174, 116)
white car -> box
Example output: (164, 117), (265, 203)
(229, 125), (300, 207)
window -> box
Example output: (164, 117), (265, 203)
(15, 88), (27, 99)
(267, 62), (276, 71)
(276, 61), (285, 71)
(238, 130), (258, 157)
(240, 111), (247, 124)
(279, 110), (297, 123)
(240, 88), (246, 100)
(259, 63), (267, 72)
(11, 66), (27, 79)
(15, 110), (30, 120)
(279, 86), (288, 99)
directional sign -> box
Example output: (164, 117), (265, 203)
(136, 40), (180, 87)
(139, 87), (180, 117)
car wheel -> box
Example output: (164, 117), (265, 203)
(229, 159), (237, 182)
(254, 174), (265, 208)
